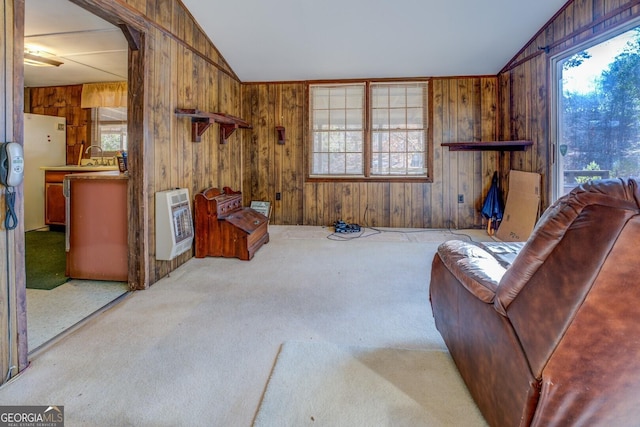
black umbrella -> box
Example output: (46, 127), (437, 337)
(481, 171), (504, 235)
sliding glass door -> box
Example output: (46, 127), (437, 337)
(552, 22), (640, 200)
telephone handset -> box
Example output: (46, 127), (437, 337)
(0, 142), (24, 187)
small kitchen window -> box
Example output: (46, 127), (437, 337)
(90, 106), (128, 155)
(81, 82), (128, 157)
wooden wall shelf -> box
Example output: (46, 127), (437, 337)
(175, 108), (252, 143)
(442, 140), (533, 151)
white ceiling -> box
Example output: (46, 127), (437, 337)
(183, 0), (569, 82)
(24, 0), (569, 86)
(24, 0), (128, 87)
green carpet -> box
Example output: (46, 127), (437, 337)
(25, 230), (69, 290)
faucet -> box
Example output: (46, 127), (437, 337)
(85, 145), (104, 165)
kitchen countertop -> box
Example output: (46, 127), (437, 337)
(64, 170), (129, 180)
(41, 165), (119, 172)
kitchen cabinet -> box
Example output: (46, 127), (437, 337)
(43, 166), (118, 226)
(44, 171), (70, 225)
(65, 171), (128, 281)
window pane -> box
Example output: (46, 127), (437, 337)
(313, 88), (330, 109)
(313, 110), (329, 130)
(330, 89), (346, 109)
(389, 132), (407, 152)
(371, 153), (389, 174)
(372, 86), (388, 108)
(310, 84), (365, 177)
(406, 108), (423, 128)
(390, 153), (407, 173)
(406, 87), (423, 108)
(314, 132), (329, 152)
(346, 131), (363, 152)
(372, 131), (389, 152)
(345, 109), (362, 129)
(388, 86), (406, 108)
(370, 82), (427, 176)
(313, 153), (329, 174)
(407, 131), (424, 151)
(346, 86), (364, 108)
(372, 109), (388, 129)
(389, 109), (406, 128)
(408, 152), (425, 172)
(329, 132), (345, 152)
(329, 153), (346, 174)
(346, 153), (363, 174)
(329, 110), (346, 130)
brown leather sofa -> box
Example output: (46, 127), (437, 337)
(430, 178), (640, 427)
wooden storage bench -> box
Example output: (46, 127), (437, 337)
(194, 187), (269, 260)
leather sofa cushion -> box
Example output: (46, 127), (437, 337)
(436, 240), (506, 303)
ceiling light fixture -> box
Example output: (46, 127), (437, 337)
(24, 51), (63, 67)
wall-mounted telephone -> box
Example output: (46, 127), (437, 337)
(0, 142), (24, 187)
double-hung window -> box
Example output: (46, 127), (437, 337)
(309, 81), (431, 181)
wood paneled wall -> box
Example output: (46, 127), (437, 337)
(241, 83), (306, 225)
(1, 0), (245, 379)
(66, 0), (244, 288)
(241, 77), (498, 229)
(1, 0), (28, 381)
(498, 0), (640, 210)
(26, 85), (90, 164)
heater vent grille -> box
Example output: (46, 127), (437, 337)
(156, 188), (194, 260)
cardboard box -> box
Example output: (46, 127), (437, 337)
(495, 170), (541, 242)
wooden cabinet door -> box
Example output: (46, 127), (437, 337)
(45, 182), (66, 225)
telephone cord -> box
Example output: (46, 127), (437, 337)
(4, 187), (17, 230)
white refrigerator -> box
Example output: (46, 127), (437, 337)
(23, 113), (67, 231)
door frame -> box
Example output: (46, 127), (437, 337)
(9, 0), (150, 372)
(549, 17), (640, 202)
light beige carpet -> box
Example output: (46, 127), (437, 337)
(27, 280), (129, 351)
(254, 341), (487, 427)
(0, 226), (492, 426)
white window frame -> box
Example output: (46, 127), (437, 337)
(90, 106), (128, 156)
(308, 80), (432, 182)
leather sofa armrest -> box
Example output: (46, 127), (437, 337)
(436, 240), (507, 303)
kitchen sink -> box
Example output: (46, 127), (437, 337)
(80, 157), (117, 166)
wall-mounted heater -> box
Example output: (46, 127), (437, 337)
(156, 188), (194, 260)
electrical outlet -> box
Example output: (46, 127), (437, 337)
(458, 194), (464, 203)
(276, 192), (281, 201)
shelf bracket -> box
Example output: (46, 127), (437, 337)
(220, 124), (240, 144)
(192, 118), (213, 143)
(175, 108), (252, 144)
(276, 126), (285, 145)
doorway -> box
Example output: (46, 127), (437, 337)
(23, 0), (131, 352)
(553, 21), (640, 201)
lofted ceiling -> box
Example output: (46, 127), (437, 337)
(24, 0), (569, 86)
(182, 0), (569, 82)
